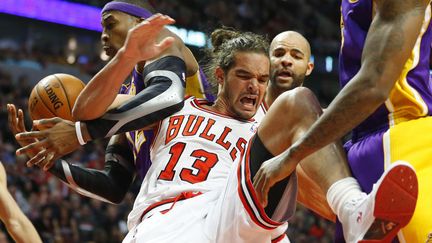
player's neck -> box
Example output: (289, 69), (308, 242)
(265, 84), (281, 107)
(208, 97), (236, 118)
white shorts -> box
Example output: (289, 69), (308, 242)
(123, 141), (297, 243)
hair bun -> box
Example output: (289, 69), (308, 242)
(210, 27), (241, 53)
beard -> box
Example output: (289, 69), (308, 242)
(272, 72), (305, 91)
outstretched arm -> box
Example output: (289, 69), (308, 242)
(289, 0), (429, 160)
(16, 55), (186, 166)
(8, 105), (137, 202)
(47, 134), (136, 204)
(73, 14), (175, 120)
(253, 0), (430, 203)
(0, 163), (42, 243)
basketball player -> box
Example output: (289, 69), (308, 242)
(19, 1), (212, 170)
(73, 0), (213, 180)
(265, 31), (337, 221)
(17, 27), (418, 243)
(262, 30), (418, 242)
(0, 162), (42, 243)
(252, 0), (432, 242)
(8, 1), (213, 203)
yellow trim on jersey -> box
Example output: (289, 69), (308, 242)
(185, 70), (206, 99)
(134, 130), (147, 155)
(339, 5), (345, 53)
(386, 5), (431, 126)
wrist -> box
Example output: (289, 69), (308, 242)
(289, 138), (313, 162)
(117, 47), (140, 65)
(75, 121), (92, 145)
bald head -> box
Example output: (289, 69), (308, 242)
(270, 31), (311, 59)
(268, 31), (314, 97)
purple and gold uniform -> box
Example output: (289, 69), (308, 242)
(120, 68), (214, 179)
(338, 1), (432, 242)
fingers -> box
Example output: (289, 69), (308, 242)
(136, 14), (175, 34)
(33, 117), (62, 130)
(7, 104), (18, 133)
(16, 131), (46, 141)
(25, 149), (56, 170)
(145, 13), (175, 25)
(26, 149), (49, 168)
(17, 109), (26, 131)
(42, 152), (57, 171)
(252, 171), (264, 206)
(156, 37), (175, 52)
(261, 178), (269, 208)
(252, 170), (269, 208)
(16, 137), (50, 156)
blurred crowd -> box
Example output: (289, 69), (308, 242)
(70, 0), (341, 56)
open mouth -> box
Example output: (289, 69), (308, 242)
(240, 95), (257, 108)
(277, 69), (293, 79)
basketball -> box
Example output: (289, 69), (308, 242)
(28, 73), (85, 121)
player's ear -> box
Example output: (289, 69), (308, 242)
(305, 62), (314, 76)
(215, 67), (225, 85)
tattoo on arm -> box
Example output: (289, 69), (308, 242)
(290, 0), (427, 159)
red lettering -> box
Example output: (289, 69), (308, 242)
(158, 142), (186, 181)
(199, 118), (216, 141)
(216, 127), (232, 150)
(182, 115), (204, 137)
(180, 149), (218, 183)
(165, 115), (184, 144)
(230, 138), (247, 161)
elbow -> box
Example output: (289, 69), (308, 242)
(72, 102), (99, 121)
(357, 70), (392, 104)
(170, 94), (185, 113)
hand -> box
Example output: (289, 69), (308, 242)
(15, 118), (80, 170)
(7, 104), (37, 146)
(122, 13), (176, 62)
(252, 150), (298, 207)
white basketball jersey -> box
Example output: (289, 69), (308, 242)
(254, 101), (268, 123)
(127, 97), (260, 229)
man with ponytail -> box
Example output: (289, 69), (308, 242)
(16, 22), (417, 243)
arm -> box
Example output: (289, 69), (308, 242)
(47, 134), (136, 204)
(72, 14), (175, 120)
(106, 94), (134, 111)
(84, 56), (186, 139)
(9, 105), (135, 203)
(286, 0), (428, 165)
(0, 163), (42, 243)
(16, 41), (186, 165)
(253, 0), (429, 203)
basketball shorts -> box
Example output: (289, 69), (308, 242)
(335, 116), (432, 243)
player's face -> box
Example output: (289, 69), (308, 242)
(217, 52), (269, 120)
(270, 36), (313, 91)
(101, 11), (139, 57)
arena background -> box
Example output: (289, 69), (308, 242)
(0, 0), (342, 242)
